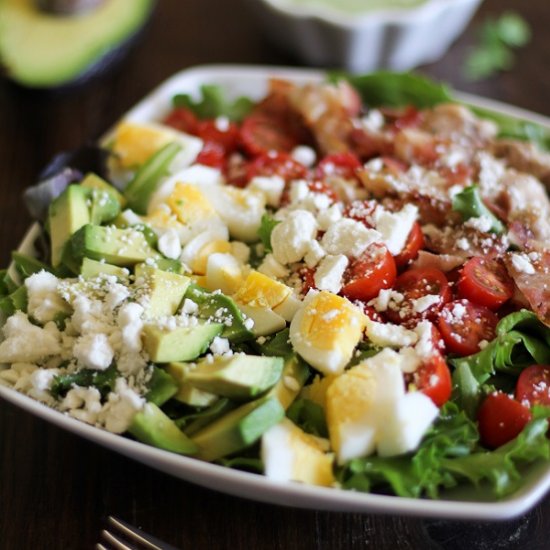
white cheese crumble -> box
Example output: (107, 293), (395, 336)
(411, 294), (441, 314)
(157, 228), (182, 260)
(374, 204), (418, 255)
(304, 239), (326, 268)
(510, 253), (536, 275)
(248, 175), (285, 207)
(314, 255), (349, 293)
(364, 318), (418, 348)
(316, 204), (343, 231)
(25, 270), (68, 324)
(271, 209), (318, 265)
(73, 333), (114, 371)
(464, 215), (493, 233)
(182, 298), (199, 315)
(291, 145), (316, 167)
(321, 218), (381, 258)
(258, 254), (290, 279)
(210, 336), (231, 356)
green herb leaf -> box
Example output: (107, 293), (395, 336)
(286, 398), (329, 438)
(451, 185), (504, 234)
(50, 365), (118, 400)
(172, 84), (254, 121)
(257, 214), (280, 253)
(496, 12), (531, 47)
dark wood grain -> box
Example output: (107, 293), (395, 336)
(1, 1), (549, 548)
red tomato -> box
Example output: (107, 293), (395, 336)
(437, 299), (498, 357)
(457, 257), (514, 310)
(385, 267), (451, 324)
(240, 115), (298, 156)
(341, 244), (397, 302)
(163, 107), (198, 134)
(477, 392), (532, 449)
(196, 120), (240, 153)
(298, 266), (317, 295)
(413, 353), (452, 407)
(195, 141), (226, 169)
(515, 365), (550, 408)
(394, 222), (425, 269)
(360, 305), (385, 323)
(316, 152), (362, 181)
(246, 152), (308, 182)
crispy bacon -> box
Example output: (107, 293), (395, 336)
(504, 246), (550, 327)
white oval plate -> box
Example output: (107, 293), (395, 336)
(2, 65), (550, 520)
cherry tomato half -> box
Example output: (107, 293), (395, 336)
(195, 141), (226, 169)
(457, 257), (514, 310)
(246, 151), (308, 182)
(515, 365), (550, 408)
(477, 392), (532, 449)
(341, 244), (397, 302)
(385, 267), (450, 324)
(394, 222), (425, 269)
(438, 299), (498, 357)
(240, 115), (298, 156)
(413, 353), (452, 407)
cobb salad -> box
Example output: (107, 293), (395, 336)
(1, 71), (550, 501)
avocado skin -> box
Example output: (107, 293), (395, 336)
(0, 0), (156, 89)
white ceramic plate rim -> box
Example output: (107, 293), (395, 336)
(2, 64), (550, 520)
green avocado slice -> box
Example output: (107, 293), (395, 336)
(0, 0), (155, 88)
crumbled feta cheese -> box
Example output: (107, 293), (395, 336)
(61, 386), (102, 424)
(456, 237), (470, 251)
(244, 317), (254, 330)
(321, 218), (381, 258)
(316, 204), (343, 231)
(271, 210), (318, 265)
(214, 116), (230, 132)
(289, 180), (310, 204)
(361, 109), (384, 132)
(99, 379), (145, 434)
(0, 312), (61, 363)
(510, 253), (536, 275)
(368, 289), (404, 313)
(398, 347), (422, 373)
(291, 145), (316, 167)
(73, 333), (114, 370)
(365, 318), (418, 348)
(118, 302), (144, 352)
(182, 298), (199, 315)
(158, 228), (182, 260)
(105, 282), (130, 311)
(25, 270), (68, 324)
(411, 294), (441, 314)
(464, 215), (493, 233)
(374, 204), (418, 255)
(414, 321), (436, 358)
(314, 255), (349, 294)
(248, 175), (285, 207)
(210, 336), (231, 356)
(258, 254), (290, 279)
(304, 239), (326, 268)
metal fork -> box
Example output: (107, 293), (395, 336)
(96, 516), (181, 550)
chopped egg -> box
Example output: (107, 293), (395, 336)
(262, 418), (334, 487)
(111, 121), (202, 170)
(204, 253), (244, 295)
(233, 271), (292, 310)
(289, 291), (366, 375)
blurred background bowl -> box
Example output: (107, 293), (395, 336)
(247, 0), (483, 72)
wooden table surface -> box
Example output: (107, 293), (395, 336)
(1, 0), (549, 548)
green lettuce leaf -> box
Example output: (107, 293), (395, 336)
(451, 185), (504, 234)
(333, 71), (452, 108)
(50, 364), (118, 399)
(258, 214), (280, 253)
(286, 398), (329, 438)
(172, 84), (254, 121)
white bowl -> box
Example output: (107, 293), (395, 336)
(247, 0), (483, 72)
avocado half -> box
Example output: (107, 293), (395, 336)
(0, 0), (155, 88)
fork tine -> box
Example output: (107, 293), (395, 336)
(106, 516), (163, 550)
(99, 528), (137, 550)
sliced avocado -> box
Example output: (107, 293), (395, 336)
(165, 362), (218, 407)
(80, 257), (130, 280)
(185, 284), (254, 343)
(129, 402), (198, 455)
(49, 184), (90, 267)
(134, 265), (190, 318)
(267, 355), (310, 410)
(181, 398), (236, 436)
(142, 322), (223, 363)
(145, 367), (178, 407)
(69, 224), (158, 267)
(237, 303), (286, 337)
(0, 0), (155, 88)
(191, 396), (285, 461)
(124, 142), (182, 215)
(80, 172), (126, 207)
(183, 354), (284, 401)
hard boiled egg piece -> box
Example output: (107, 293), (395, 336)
(289, 291), (366, 375)
(262, 418), (334, 487)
